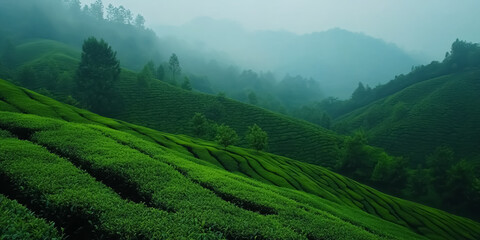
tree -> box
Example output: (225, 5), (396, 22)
(137, 61), (155, 87)
(134, 14), (145, 28)
(445, 160), (475, 206)
(156, 65), (165, 80)
(215, 124), (238, 149)
(75, 37), (120, 113)
(246, 124), (268, 151)
(205, 102), (226, 122)
(169, 53), (181, 84)
(191, 113), (209, 137)
(88, 0), (104, 20)
(248, 91), (258, 105)
(426, 146), (456, 191)
(106, 4), (132, 24)
(337, 131), (375, 181)
(370, 155), (408, 192)
(106, 4), (117, 22)
(351, 82), (368, 100)
(407, 168), (431, 197)
(66, 0), (82, 12)
(181, 77), (192, 91)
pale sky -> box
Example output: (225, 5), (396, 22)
(82, 0), (480, 60)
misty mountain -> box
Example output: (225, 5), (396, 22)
(155, 17), (421, 98)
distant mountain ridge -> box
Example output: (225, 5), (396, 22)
(155, 17), (420, 98)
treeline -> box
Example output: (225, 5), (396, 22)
(335, 131), (480, 221)
(132, 55), (325, 115)
(304, 39), (480, 120)
(190, 68), (324, 114)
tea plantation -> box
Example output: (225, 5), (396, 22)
(1, 79), (479, 239)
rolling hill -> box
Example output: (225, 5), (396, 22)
(334, 68), (480, 163)
(1, 78), (480, 239)
(11, 38), (343, 168)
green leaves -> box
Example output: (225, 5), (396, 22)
(0, 194), (62, 240)
(245, 124), (268, 151)
(215, 124), (238, 149)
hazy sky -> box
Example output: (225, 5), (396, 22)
(82, 0), (480, 60)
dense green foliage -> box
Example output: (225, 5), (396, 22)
(0, 194), (62, 239)
(1, 78), (479, 239)
(246, 124), (268, 151)
(75, 37), (120, 113)
(215, 124), (238, 148)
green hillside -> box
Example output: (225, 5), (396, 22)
(334, 69), (480, 162)
(1, 79), (480, 239)
(10, 38), (342, 168)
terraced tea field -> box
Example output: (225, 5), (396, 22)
(1, 79), (479, 239)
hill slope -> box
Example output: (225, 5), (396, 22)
(10, 38), (343, 168)
(334, 68), (480, 162)
(1, 79), (480, 239)
(112, 70), (343, 167)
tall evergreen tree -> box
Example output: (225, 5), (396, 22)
(75, 37), (120, 113)
(169, 53), (181, 83)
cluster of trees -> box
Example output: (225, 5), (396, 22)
(187, 66), (325, 115)
(190, 112), (268, 151)
(137, 53), (192, 91)
(336, 132), (480, 220)
(68, 0), (146, 28)
(0, 0), (161, 71)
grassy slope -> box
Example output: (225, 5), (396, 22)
(334, 69), (480, 162)
(1, 79), (479, 239)
(12, 39), (342, 168)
